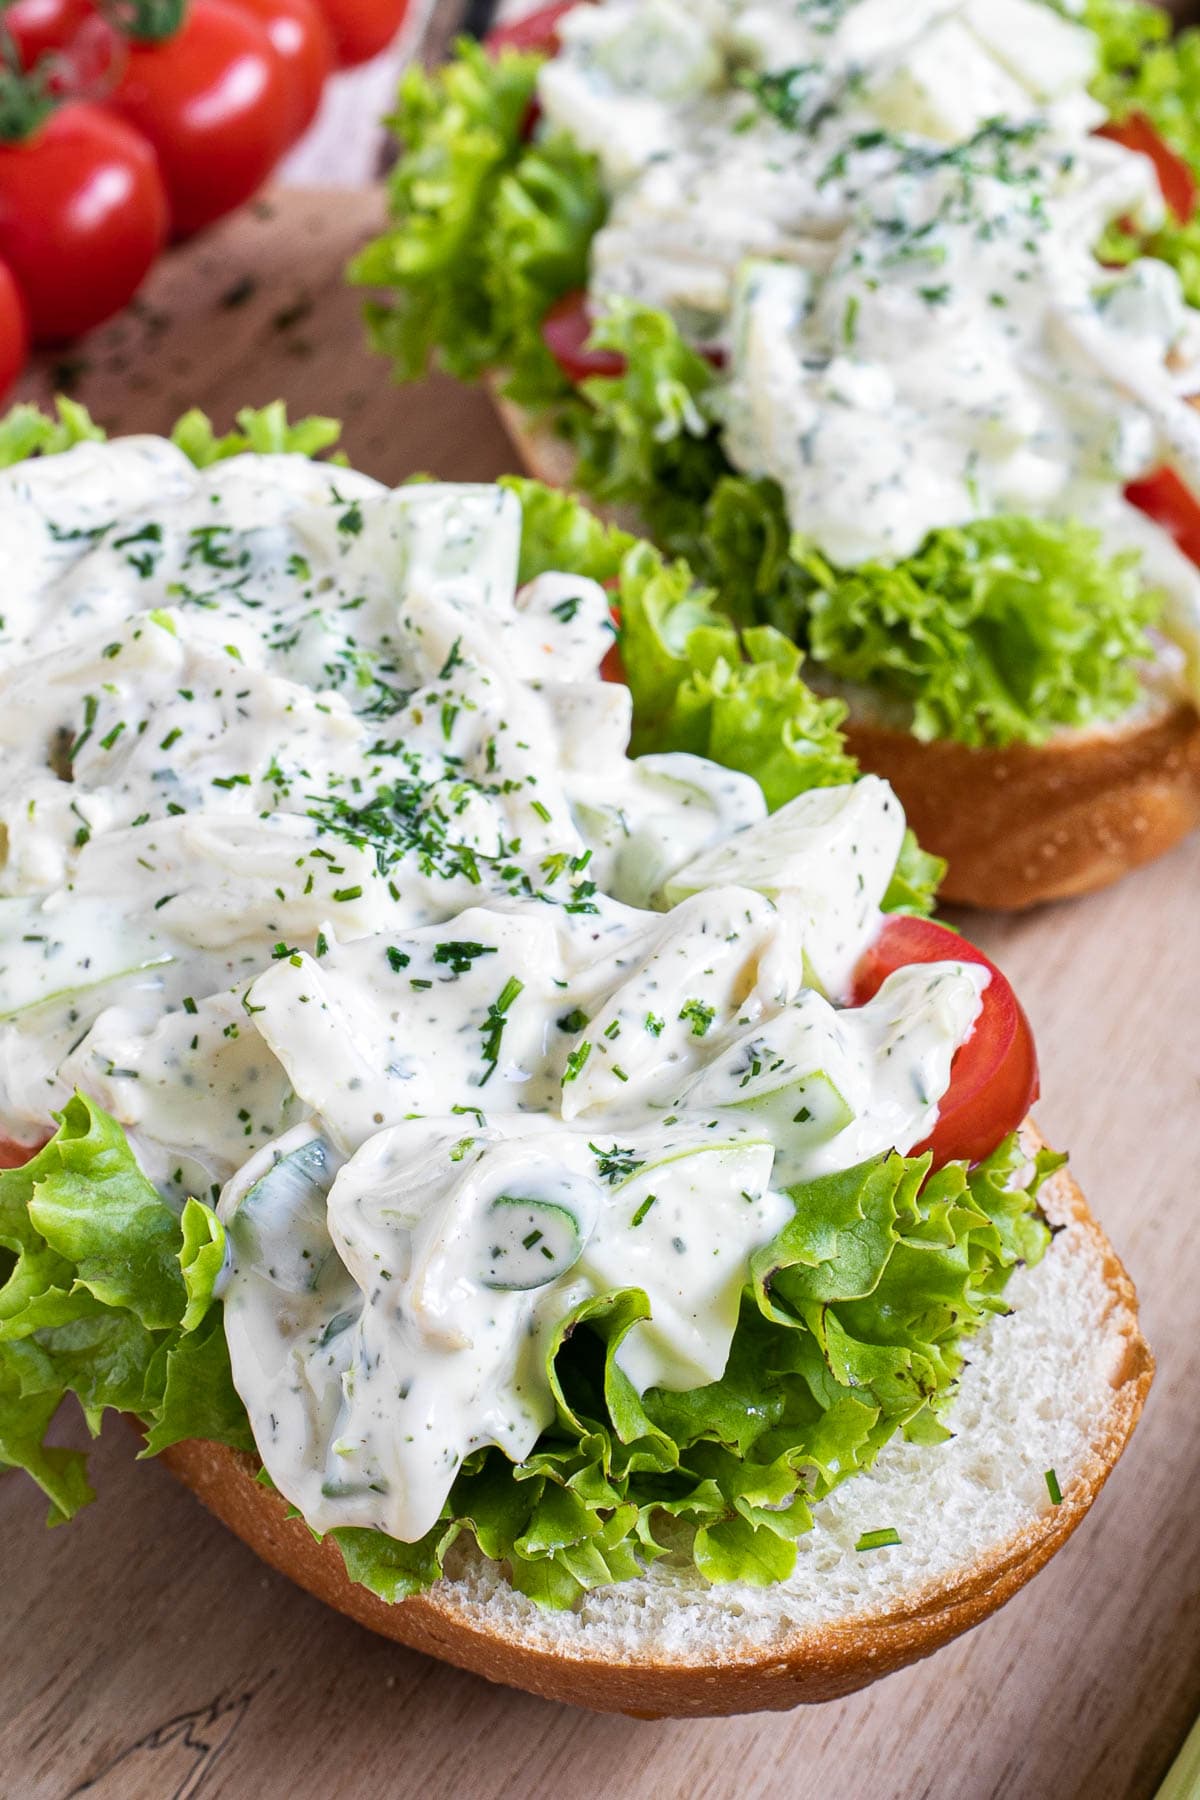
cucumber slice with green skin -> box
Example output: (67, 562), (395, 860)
(0, 895), (174, 1020)
(480, 1194), (583, 1291)
(730, 1067), (854, 1146)
(228, 1134), (342, 1297)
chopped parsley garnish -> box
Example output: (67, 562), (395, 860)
(589, 1142), (644, 1186)
(630, 1193), (657, 1228)
(855, 1528), (902, 1552)
(478, 975), (523, 1085)
(433, 939), (497, 976)
(678, 998), (716, 1038)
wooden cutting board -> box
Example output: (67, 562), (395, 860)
(2, 188), (1198, 1800)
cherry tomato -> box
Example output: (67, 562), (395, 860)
(0, 103), (169, 343)
(229, 0), (333, 142)
(1098, 113), (1197, 224)
(2, 0), (92, 67)
(0, 261), (29, 399)
(485, 0), (577, 55)
(314, 0), (410, 68)
(1126, 466), (1200, 567)
(104, 0), (294, 238)
(542, 289), (627, 382)
(851, 915), (1039, 1168)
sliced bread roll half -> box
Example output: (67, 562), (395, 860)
(494, 397), (1200, 910)
(160, 1130), (1151, 1717)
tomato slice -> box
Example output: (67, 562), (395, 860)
(0, 1137), (39, 1169)
(542, 288), (627, 381)
(542, 288), (727, 385)
(851, 916), (1039, 1169)
(600, 598), (624, 683)
(1126, 465), (1200, 567)
(1097, 113), (1197, 225)
(485, 0), (578, 55)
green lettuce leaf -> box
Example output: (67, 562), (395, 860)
(565, 300), (727, 548)
(178, 1197), (227, 1333)
(1079, 0), (1200, 304)
(0, 399), (344, 472)
(339, 1134), (1053, 1610)
(690, 472), (1161, 748)
(881, 831), (946, 919)
(790, 516), (1160, 747)
(169, 403), (343, 466)
(351, 39), (605, 402)
(504, 472), (635, 584)
(2, 1096), (1053, 1607)
(619, 543), (857, 803)
(0, 1096), (251, 1522)
(1084, 0), (1200, 169)
(505, 472), (858, 802)
(0, 397), (104, 468)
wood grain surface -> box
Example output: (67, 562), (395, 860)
(1, 188), (1197, 1800)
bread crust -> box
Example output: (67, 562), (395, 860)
(494, 396), (1200, 910)
(841, 702), (1200, 909)
(160, 1132), (1151, 1718)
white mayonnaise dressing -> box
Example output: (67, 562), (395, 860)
(538, 0), (1200, 689)
(0, 439), (983, 1543)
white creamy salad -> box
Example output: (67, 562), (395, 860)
(0, 441), (986, 1541)
(538, 0), (1200, 681)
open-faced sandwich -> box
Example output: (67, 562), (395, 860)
(0, 404), (1149, 1716)
(355, 0), (1200, 907)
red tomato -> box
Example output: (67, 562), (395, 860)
(486, 0), (577, 55)
(542, 289), (627, 382)
(0, 262), (29, 398)
(314, 0), (410, 67)
(1098, 113), (1197, 224)
(851, 915), (1039, 1168)
(104, 0), (294, 238)
(542, 288), (725, 383)
(228, 0), (333, 142)
(601, 599), (624, 683)
(0, 103), (168, 343)
(1126, 466), (1200, 567)
(0, 1136), (39, 1169)
(2, 0), (92, 66)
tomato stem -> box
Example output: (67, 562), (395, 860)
(112, 0), (188, 43)
(0, 40), (55, 142)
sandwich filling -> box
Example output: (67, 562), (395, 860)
(0, 417), (1052, 1606)
(359, 0), (1200, 746)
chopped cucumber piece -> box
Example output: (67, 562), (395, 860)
(702, 1059), (853, 1146)
(0, 895), (173, 1020)
(228, 1134), (340, 1297)
(480, 1194), (583, 1291)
